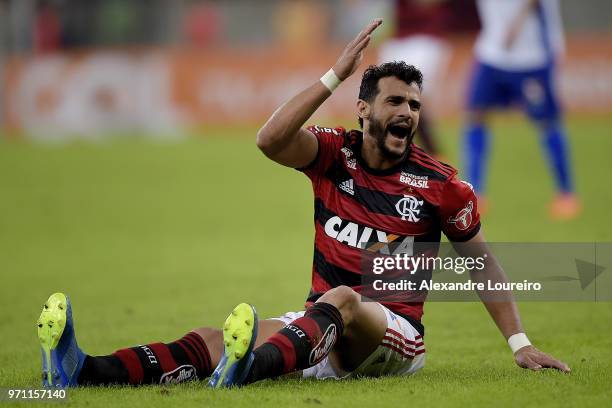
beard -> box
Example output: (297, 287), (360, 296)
(367, 115), (416, 160)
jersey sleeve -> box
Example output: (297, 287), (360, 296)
(298, 125), (345, 181)
(439, 176), (481, 242)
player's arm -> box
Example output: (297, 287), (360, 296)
(453, 232), (571, 372)
(503, 0), (539, 49)
(256, 18), (383, 168)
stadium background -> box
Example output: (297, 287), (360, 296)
(0, 0), (611, 406)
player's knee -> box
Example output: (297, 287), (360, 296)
(318, 285), (360, 325)
(191, 327), (221, 343)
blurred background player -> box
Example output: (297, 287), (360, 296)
(463, 0), (580, 219)
(378, 0), (453, 157)
(378, 0), (480, 158)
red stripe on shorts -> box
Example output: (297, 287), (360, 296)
(383, 335), (418, 353)
(385, 328), (422, 345)
(381, 342), (414, 359)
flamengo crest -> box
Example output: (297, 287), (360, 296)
(395, 194), (424, 222)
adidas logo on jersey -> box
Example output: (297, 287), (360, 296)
(339, 179), (354, 195)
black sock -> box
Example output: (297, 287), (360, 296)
(245, 343), (285, 384)
(78, 355), (129, 385)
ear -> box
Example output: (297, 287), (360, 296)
(357, 99), (370, 122)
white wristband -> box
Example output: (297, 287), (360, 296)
(507, 333), (531, 354)
(320, 69), (342, 92)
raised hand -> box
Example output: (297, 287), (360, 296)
(332, 18), (383, 81)
(514, 345), (571, 373)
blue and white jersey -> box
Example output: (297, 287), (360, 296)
(474, 0), (565, 71)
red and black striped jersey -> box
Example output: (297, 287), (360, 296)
(299, 126), (481, 335)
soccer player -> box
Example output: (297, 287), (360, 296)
(37, 19), (569, 389)
(463, 0), (580, 219)
(378, 0), (453, 157)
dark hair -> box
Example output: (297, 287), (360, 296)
(357, 61), (423, 128)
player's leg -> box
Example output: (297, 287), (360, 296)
(211, 285), (387, 387)
(537, 117), (574, 194)
(463, 108), (490, 196)
(462, 61), (498, 209)
(37, 292), (283, 387)
(78, 333), (214, 386)
(520, 66), (580, 219)
(191, 319), (285, 369)
(322, 286), (388, 372)
(80, 320), (284, 386)
(38, 292), (215, 387)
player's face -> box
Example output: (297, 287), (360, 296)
(363, 77), (421, 160)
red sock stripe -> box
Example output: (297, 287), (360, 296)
(294, 316), (323, 341)
(148, 343), (177, 374)
(181, 335), (206, 370)
(267, 334), (297, 373)
(113, 348), (144, 384)
(176, 341), (199, 369)
(185, 332), (211, 371)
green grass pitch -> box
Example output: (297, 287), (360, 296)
(1, 116), (611, 407)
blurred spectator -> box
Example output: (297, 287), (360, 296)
(379, 0), (456, 156)
(96, 0), (136, 46)
(183, 1), (222, 47)
(336, 0), (389, 41)
(0, 0), (10, 52)
(34, 0), (61, 53)
(60, 0), (93, 49)
(447, 0), (480, 33)
(272, 0), (330, 50)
